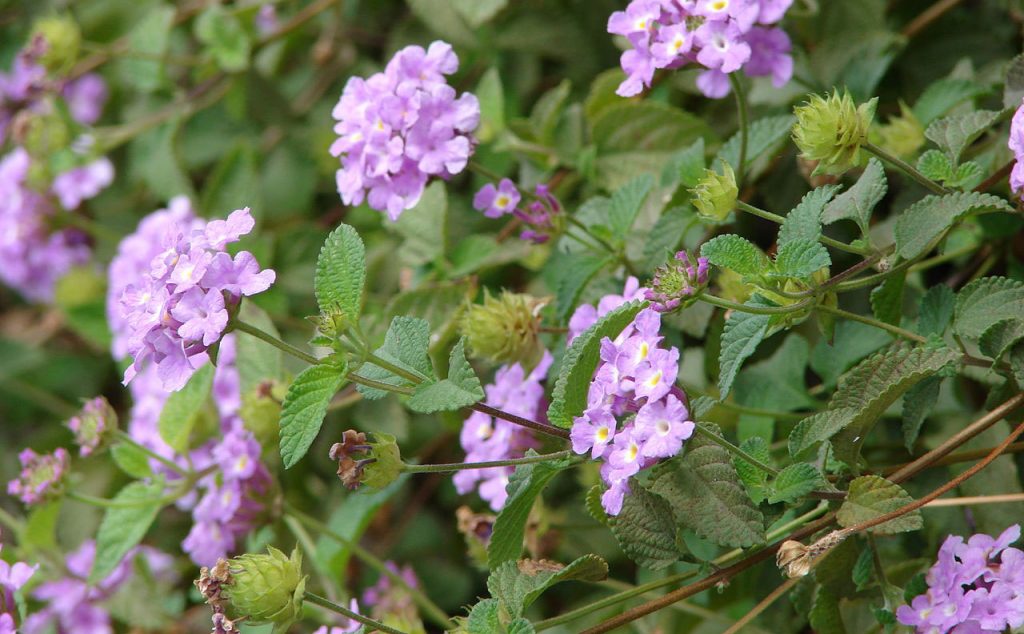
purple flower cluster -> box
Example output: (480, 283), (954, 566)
(569, 307), (694, 515)
(1, 533), (37, 634)
(23, 541), (175, 634)
(645, 250), (710, 312)
(362, 561), (421, 622)
(608, 0), (794, 99)
(898, 524), (1024, 634)
(568, 276), (647, 342)
(473, 180), (562, 244)
(118, 206), (275, 391)
(7, 447), (69, 506)
(330, 40), (480, 220)
(1009, 99), (1024, 194)
(455, 353), (552, 510)
(67, 396), (115, 457)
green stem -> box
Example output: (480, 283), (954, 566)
(815, 304), (926, 343)
(685, 388), (811, 421)
(232, 319), (320, 365)
(404, 450), (572, 474)
(113, 430), (188, 477)
(692, 425), (779, 476)
(286, 506), (454, 629)
(0, 506), (25, 541)
(728, 73), (749, 182)
(365, 352), (427, 384)
(735, 201), (869, 255)
(863, 142), (950, 195)
(348, 373), (415, 396)
(67, 488), (185, 509)
(305, 591), (409, 634)
(699, 293), (813, 315)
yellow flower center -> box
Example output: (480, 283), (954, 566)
(596, 427), (610, 442)
(711, 0), (729, 11)
(496, 194), (510, 209)
(645, 370), (663, 388)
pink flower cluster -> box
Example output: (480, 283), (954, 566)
(118, 206), (275, 391)
(1009, 98), (1024, 194)
(898, 524), (1024, 634)
(455, 353), (552, 510)
(330, 40), (480, 220)
(609, 0), (794, 98)
(7, 447), (69, 506)
(473, 180), (562, 244)
(1, 532), (36, 634)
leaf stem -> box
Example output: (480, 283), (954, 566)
(699, 293), (813, 315)
(863, 142), (950, 195)
(728, 73), (749, 182)
(923, 492), (1024, 507)
(113, 430), (188, 477)
(232, 319), (320, 365)
(404, 450), (573, 474)
(814, 304), (927, 343)
(470, 402), (571, 440)
(692, 424), (779, 476)
(304, 591), (410, 634)
(364, 352), (428, 384)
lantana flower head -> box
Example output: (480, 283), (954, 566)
(330, 40), (480, 220)
(67, 396), (117, 456)
(645, 250), (710, 312)
(1009, 97), (1024, 194)
(7, 447), (70, 506)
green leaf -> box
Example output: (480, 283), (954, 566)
(717, 114), (795, 172)
(466, 599), (501, 634)
(111, 443), (154, 479)
(357, 316), (435, 400)
(666, 138), (707, 188)
(1005, 54), (1024, 109)
(556, 254), (613, 321)
(917, 285), (955, 336)
(407, 338), (484, 413)
(979, 318), (1024, 361)
(717, 301), (771, 397)
(488, 555), (608, 619)
(869, 271), (905, 326)
(823, 158), (887, 235)
(128, 119), (194, 201)
(90, 479), (166, 583)
(771, 240), (831, 279)
(528, 80), (571, 145)
(700, 234), (770, 277)
(609, 484), (680, 569)
(547, 302), (645, 428)
(405, 0), (477, 47)
(608, 174), (654, 236)
(488, 452), (572, 568)
(901, 376), (942, 453)
(279, 359), (348, 469)
(894, 192), (1013, 259)
(733, 436), (772, 503)
(451, 0), (507, 26)
(235, 302), (283, 396)
(157, 364), (214, 453)
(914, 78), (986, 126)
(837, 475), (923, 534)
(650, 425), (765, 548)
(811, 321), (893, 388)
(778, 185), (840, 248)
(916, 150), (952, 182)
(194, 5), (251, 72)
(767, 463), (825, 504)
(201, 142), (261, 220)
(809, 587), (846, 634)
(475, 68), (505, 142)
(118, 5), (175, 92)
(925, 109), (1002, 162)
(392, 181), (448, 266)
(735, 335), (816, 412)
(954, 276), (1024, 340)
(642, 206), (695, 272)
(315, 224), (366, 325)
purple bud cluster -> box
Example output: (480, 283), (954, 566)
(23, 542), (175, 634)
(473, 180), (562, 244)
(67, 396), (115, 456)
(1009, 99), (1024, 194)
(330, 40), (480, 220)
(644, 250), (710, 312)
(362, 561), (420, 622)
(118, 206), (275, 392)
(7, 447), (69, 506)
(569, 306), (694, 515)
(609, 0), (794, 99)
(898, 524), (1024, 634)
(455, 353), (553, 511)
(1, 533), (37, 634)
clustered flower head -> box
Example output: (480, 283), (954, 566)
(330, 40), (480, 220)
(1, 531), (37, 634)
(568, 306), (694, 515)
(460, 291), (547, 368)
(7, 447), (69, 506)
(898, 524), (1024, 634)
(568, 276), (647, 342)
(119, 206), (275, 392)
(792, 90), (877, 176)
(645, 250), (710, 311)
(455, 353), (552, 510)
(362, 561), (422, 630)
(67, 396), (117, 456)
(473, 180), (563, 244)
(608, 0), (795, 99)
(1008, 97), (1024, 194)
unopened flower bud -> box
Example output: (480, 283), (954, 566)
(460, 291), (546, 368)
(67, 396), (117, 456)
(645, 250), (710, 312)
(870, 101), (924, 159)
(793, 90), (877, 176)
(7, 447), (70, 505)
(691, 161), (738, 222)
(30, 18), (81, 73)
(222, 546), (306, 629)
(329, 430), (401, 490)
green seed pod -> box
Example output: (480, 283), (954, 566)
(362, 432), (403, 490)
(223, 546), (306, 630)
(460, 291), (545, 368)
(691, 161), (738, 222)
(792, 90), (877, 176)
(31, 16), (81, 73)
(871, 102), (924, 160)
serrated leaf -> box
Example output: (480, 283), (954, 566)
(778, 185), (840, 248)
(407, 338), (483, 413)
(111, 443), (153, 479)
(665, 138), (706, 188)
(530, 80), (571, 145)
(823, 158), (887, 235)
(917, 285), (955, 336)
(315, 224), (366, 325)
(894, 192), (1013, 259)
(488, 555), (608, 619)
(357, 316), (435, 400)
(838, 475), (923, 534)
(852, 547), (874, 591)
(158, 363), (214, 453)
(788, 407), (859, 459)
(915, 78), (986, 126)
(585, 484), (609, 526)
(547, 302), (645, 428)
(700, 234), (770, 277)
(767, 463), (824, 504)
(279, 360), (348, 469)
(608, 174), (653, 236)
(979, 318), (1024, 361)
(488, 453), (572, 568)
(556, 254), (613, 321)
(734, 436), (772, 503)
(809, 587), (846, 634)
(650, 425), (765, 548)
(717, 114), (795, 172)
(954, 276), (1024, 340)
(1005, 54), (1024, 109)
(948, 161), (984, 189)
(195, 6), (251, 72)
(916, 150), (952, 182)
(467, 599), (501, 634)
(90, 479), (166, 583)
(869, 272), (905, 326)
(771, 240), (831, 279)
(717, 300), (771, 397)
(901, 376), (942, 453)
(925, 110), (1002, 162)
(609, 484), (679, 569)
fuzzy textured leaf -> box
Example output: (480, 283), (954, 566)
(902, 376), (942, 453)
(315, 224), (366, 325)
(823, 158), (886, 234)
(768, 463), (825, 504)
(279, 359), (348, 469)
(869, 272), (905, 327)
(771, 240), (831, 279)
(718, 114), (794, 171)
(407, 338), (483, 413)
(894, 192), (1013, 259)
(979, 319), (1024, 361)
(717, 301), (771, 397)
(90, 479), (166, 583)
(778, 185), (839, 248)
(837, 475), (923, 534)
(925, 110), (1002, 162)
(954, 277), (1024, 340)
(488, 554), (608, 618)
(700, 234), (770, 277)
(918, 285), (955, 336)
(608, 174), (653, 236)
(158, 363), (214, 453)
(488, 453), (572, 568)
(357, 316), (435, 400)
(609, 484), (679, 569)
(556, 254), (613, 320)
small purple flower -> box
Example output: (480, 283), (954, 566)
(568, 277), (647, 342)
(362, 561), (420, 623)
(634, 394), (694, 458)
(744, 26), (793, 87)
(473, 178), (521, 218)
(570, 408), (618, 458)
(67, 396), (117, 456)
(62, 73), (108, 126)
(1010, 98), (1024, 194)
(7, 447), (70, 506)
(255, 4), (280, 36)
(50, 157), (115, 210)
(695, 21), (751, 73)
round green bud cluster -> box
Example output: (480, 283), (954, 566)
(31, 16), (81, 73)
(691, 161), (738, 222)
(792, 90), (877, 176)
(460, 291), (546, 368)
(223, 546), (306, 629)
(871, 102), (924, 159)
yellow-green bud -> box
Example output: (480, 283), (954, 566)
(31, 17), (81, 73)
(691, 161), (738, 222)
(240, 382), (285, 455)
(870, 102), (924, 159)
(792, 90), (877, 176)
(223, 546), (306, 629)
(460, 291), (546, 368)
